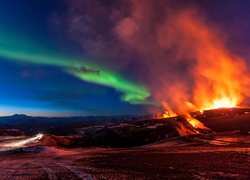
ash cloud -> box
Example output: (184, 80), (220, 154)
(52, 0), (250, 114)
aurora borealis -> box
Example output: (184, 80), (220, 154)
(1, 0), (250, 116)
(0, 29), (152, 105)
(0, 30), (152, 115)
(0, 0), (156, 116)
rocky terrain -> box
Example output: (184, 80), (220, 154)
(0, 129), (26, 136)
(0, 143), (249, 179)
(0, 107), (249, 179)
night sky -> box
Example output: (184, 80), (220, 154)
(1, 0), (250, 117)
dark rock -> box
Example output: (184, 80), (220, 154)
(0, 129), (26, 136)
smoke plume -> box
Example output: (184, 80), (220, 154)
(53, 0), (250, 114)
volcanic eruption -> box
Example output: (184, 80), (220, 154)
(50, 0), (250, 132)
(104, 1), (250, 133)
(114, 1), (250, 117)
(0, 1), (250, 179)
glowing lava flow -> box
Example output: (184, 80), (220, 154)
(185, 97), (237, 114)
(154, 7), (250, 116)
(162, 111), (177, 118)
(160, 102), (177, 118)
(204, 98), (237, 110)
(185, 114), (209, 129)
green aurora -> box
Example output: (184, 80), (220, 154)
(0, 31), (153, 105)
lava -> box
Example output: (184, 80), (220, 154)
(153, 6), (250, 114)
(161, 102), (177, 118)
(203, 98), (237, 110)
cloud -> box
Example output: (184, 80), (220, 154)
(115, 17), (139, 39)
(71, 66), (100, 75)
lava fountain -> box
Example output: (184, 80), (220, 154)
(155, 7), (250, 118)
(155, 8), (250, 133)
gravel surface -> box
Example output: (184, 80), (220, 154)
(0, 145), (249, 179)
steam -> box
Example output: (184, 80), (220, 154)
(55, 0), (250, 113)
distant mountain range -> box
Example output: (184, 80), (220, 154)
(1, 107), (249, 138)
(0, 114), (152, 135)
(0, 108), (250, 149)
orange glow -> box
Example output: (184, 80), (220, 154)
(187, 118), (198, 128)
(179, 10), (249, 111)
(116, 2), (250, 114)
(162, 110), (177, 118)
(160, 102), (177, 118)
(185, 114), (209, 130)
(204, 98), (237, 110)
(156, 110), (177, 119)
(156, 8), (250, 113)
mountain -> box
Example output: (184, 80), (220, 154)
(0, 129), (26, 136)
(0, 114), (151, 135)
(0, 107), (249, 149)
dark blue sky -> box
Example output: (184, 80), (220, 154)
(1, 0), (250, 116)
